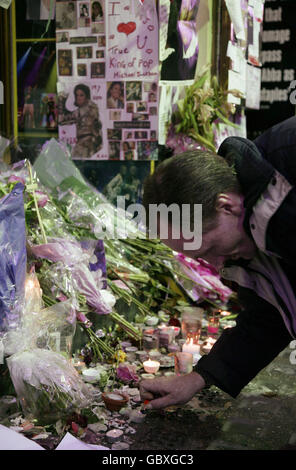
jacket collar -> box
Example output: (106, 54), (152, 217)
(218, 136), (275, 236)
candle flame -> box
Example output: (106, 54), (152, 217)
(185, 337), (194, 346)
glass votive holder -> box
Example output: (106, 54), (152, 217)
(148, 350), (161, 361)
(181, 307), (203, 341)
(135, 350), (149, 362)
(207, 315), (220, 336)
(158, 327), (174, 348)
(143, 334), (159, 352)
(125, 346), (138, 362)
(167, 342), (180, 354)
(174, 352), (193, 375)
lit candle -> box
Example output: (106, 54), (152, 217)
(182, 338), (200, 355)
(143, 358), (160, 374)
(106, 429), (124, 443)
(202, 337), (216, 353)
(220, 310), (231, 317)
(207, 316), (220, 335)
(72, 359), (86, 372)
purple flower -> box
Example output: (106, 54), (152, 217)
(76, 312), (92, 328)
(116, 363), (139, 384)
(35, 190), (49, 208)
(8, 175), (26, 185)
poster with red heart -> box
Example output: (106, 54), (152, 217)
(106, 0), (159, 82)
(56, 0), (159, 161)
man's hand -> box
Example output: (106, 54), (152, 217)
(139, 372), (206, 409)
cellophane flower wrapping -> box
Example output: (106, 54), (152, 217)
(7, 348), (95, 425)
(174, 253), (233, 304)
(33, 139), (146, 240)
(30, 237), (115, 315)
(4, 269), (95, 424)
(0, 182), (27, 334)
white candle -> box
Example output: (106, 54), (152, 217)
(141, 373), (155, 379)
(82, 368), (101, 383)
(202, 337), (216, 353)
(220, 310), (231, 317)
(143, 359), (160, 374)
(182, 338), (200, 355)
(107, 393), (125, 401)
(106, 429), (123, 443)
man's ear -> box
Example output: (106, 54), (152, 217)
(215, 193), (242, 216)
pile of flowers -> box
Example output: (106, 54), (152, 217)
(0, 139), (235, 431)
(166, 66), (243, 153)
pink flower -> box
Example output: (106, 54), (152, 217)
(57, 293), (68, 302)
(76, 312), (92, 328)
(35, 190), (49, 208)
(116, 363), (139, 384)
(8, 175), (26, 185)
(175, 252), (233, 304)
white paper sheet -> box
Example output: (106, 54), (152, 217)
(0, 0), (12, 9)
(0, 425), (45, 450)
(225, 0), (246, 41)
(246, 64), (261, 110)
(228, 70), (246, 104)
(0, 425), (110, 451)
(159, 0), (175, 61)
(55, 432), (109, 450)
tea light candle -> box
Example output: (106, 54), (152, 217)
(106, 429), (124, 443)
(120, 341), (132, 351)
(220, 310), (231, 317)
(136, 350), (148, 361)
(106, 392), (125, 401)
(164, 371), (175, 377)
(141, 373), (155, 379)
(143, 358), (160, 374)
(202, 337), (217, 353)
(82, 368), (101, 383)
(148, 350), (161, 361)
(125, 346), (138, 361)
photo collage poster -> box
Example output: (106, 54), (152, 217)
(56, 0), (159, 161)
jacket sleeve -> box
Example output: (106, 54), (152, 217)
(194, 287), (292, 398)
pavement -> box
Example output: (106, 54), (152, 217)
(130, 343), (296, 451)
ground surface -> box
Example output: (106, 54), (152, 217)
(1, 345), (296, 451)
(129, 345), (296, 450)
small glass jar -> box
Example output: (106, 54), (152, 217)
(143, 334), (159, 352)
(181, 307), (203, 343)
(174, 352), (193, 375)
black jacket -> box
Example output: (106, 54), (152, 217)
(195, 117), (296, 397)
